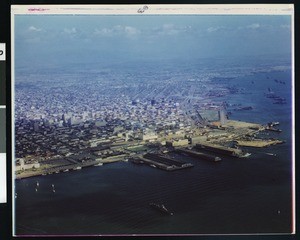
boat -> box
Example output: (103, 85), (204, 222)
(266, 127), (282, 133)
(214, 156), (222, 161)
(241, 153), (252, 158)
(266, 153), (276, 156)
(94, 162), (103, 166)
(36, 181), (39, 187)
(149, 202), (173, 215)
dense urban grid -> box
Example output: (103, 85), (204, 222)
(14, 61), (287, 177)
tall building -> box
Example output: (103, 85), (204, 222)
(33, 122), (39, 132)
(219, 109), (227, 126)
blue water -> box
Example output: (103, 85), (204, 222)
(14, 70), (293, 236)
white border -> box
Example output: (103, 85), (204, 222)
(11, 4), (294, 15)
(11, 4), (295, 236)
(0, 153), (6, 203)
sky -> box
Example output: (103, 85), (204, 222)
(14, 15), (292, 68)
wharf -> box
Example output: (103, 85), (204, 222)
(236, 139), (283, 148)
(195, 143), (248, 158)
(132, 153), (193, 171)
(176, 148), (221, 162)
(15, 160), (104, 179)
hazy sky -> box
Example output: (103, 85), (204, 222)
(14, 15), (292, 67)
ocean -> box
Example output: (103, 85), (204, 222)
(14, 69), (293, 236)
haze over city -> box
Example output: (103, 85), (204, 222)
(15, 15), (291, 68)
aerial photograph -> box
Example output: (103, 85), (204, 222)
(12, 6), (294, 236)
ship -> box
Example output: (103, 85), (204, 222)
(241, 152), (252, 158)
(94, 162), (103, 166)
(268, 121), (280, 127)
(149, 202), (173, 215)
(266, 153), (276, 156)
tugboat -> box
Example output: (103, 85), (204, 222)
(149, 202), (173, 216)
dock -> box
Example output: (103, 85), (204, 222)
(235, 139), (283, 148)
(15, 160), (105, 179)
(176, 148), (221, 162)
(195, 143), (249, 158)
(131, 153), (193, 171)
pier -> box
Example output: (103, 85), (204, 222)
(176, 148), (221, 162)
(131, 153), (193, 171)
(195, 143), (249, 158)
(235, 139), (283, 148)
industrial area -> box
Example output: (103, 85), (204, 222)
(15, 104), (283, 179)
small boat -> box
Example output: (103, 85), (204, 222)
(149, 202), (173, 215)
(63, 169), (69, 172)
(266, 153), (276, 156)
(241, 153), (252, 158)
(94, 162), (103, 166)
(36, 181), (39, 187)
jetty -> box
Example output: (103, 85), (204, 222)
(176, 148), (221, 162)
(235, 139), (283, 148)
(131, 153), (193, 171)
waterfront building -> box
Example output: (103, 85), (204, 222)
(219, 109), (228, 126)
(15, 158), (40, 171)
(166, 139), (189, 147)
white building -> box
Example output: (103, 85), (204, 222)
(15, 158), (40, 171)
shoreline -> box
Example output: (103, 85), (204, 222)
(15, 160), (109, 180)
